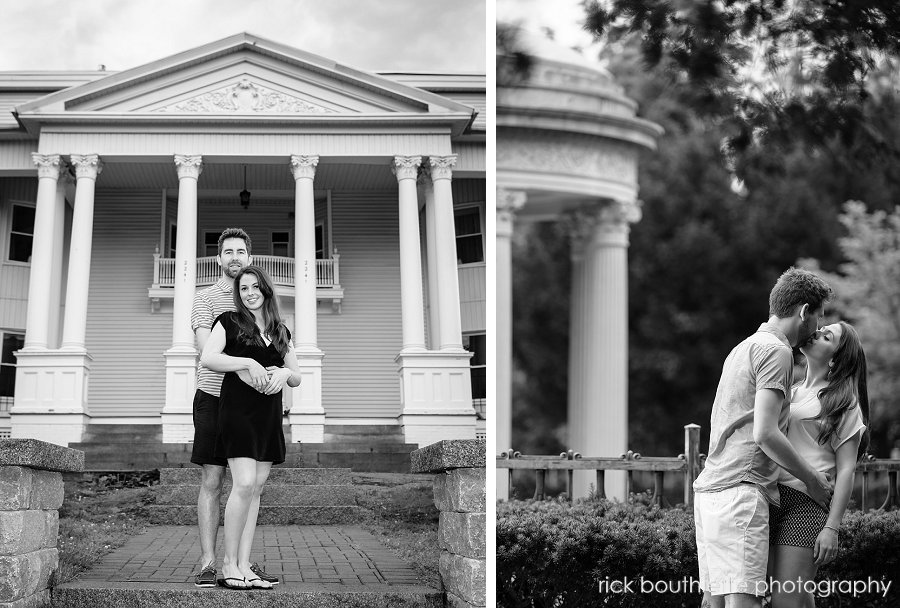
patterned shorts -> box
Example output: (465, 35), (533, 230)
(770, 484), (828, 548)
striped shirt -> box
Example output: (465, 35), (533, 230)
(191, 277), (235, 397)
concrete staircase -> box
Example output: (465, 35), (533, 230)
(148, 467), (366, 525)
(70, 424), (418, 473)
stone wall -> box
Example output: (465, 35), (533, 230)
(0, 439), (84, 608)
(412, 439), (485, 608)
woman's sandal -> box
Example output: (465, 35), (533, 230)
(247, 577), (274, 590)
(218, 577), (250, 590)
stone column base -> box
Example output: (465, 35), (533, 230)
(161, 348), (197, 443)
(399, 413), (475, 448)
(287, 350), (325, 443)
(11, 350), (93, 446)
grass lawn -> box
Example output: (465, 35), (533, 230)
(56, 470), (440, 587)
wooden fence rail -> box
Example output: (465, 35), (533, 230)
(497, 423), (900, 511)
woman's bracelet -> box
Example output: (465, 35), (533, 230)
(822, 524), (839, 534)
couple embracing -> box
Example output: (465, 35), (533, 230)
(694, 267), (869, 608)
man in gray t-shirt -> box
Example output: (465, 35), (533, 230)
(693, 267), (834, 607)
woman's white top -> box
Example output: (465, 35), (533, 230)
(778, 387), (866, 496)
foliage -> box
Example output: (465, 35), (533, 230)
(799, 202), (900, 453)
(583, 1), (900, 155)
(497, 498), (900, 608)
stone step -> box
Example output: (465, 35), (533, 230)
(146, 505), (368, 525)
(52, 581), (441, 607)
(299, 443), (417, 453)
(155, 484), (357, 507)
(80, 424), (163, 442)
(300, 452), (412, 473)
(324, 425), (405, 436)
(159, 467), (352, 486)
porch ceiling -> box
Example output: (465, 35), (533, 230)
(93, 159), (398, 191)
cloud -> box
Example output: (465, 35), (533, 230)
(0, 0), (485, 72)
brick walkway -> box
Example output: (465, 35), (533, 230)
(76, 525), (425, 587)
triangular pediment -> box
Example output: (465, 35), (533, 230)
(16, 33), (475, 123)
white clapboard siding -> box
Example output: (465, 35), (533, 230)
(458, 264), (486, 333)
(318, 192), (402, 418)
(85, 191), (172, 417)
(195, 200), (300, 258)
(0, 140), (37, 171)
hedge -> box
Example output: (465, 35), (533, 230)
(497, 494), (900, 608)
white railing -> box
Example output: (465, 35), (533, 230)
(152, 252), (341, 289)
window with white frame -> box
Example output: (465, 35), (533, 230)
(454, 206), (483, 264)
(8, 204), (35, 263)
(463, 333), (486, 417)
(203, 232), (219, 257)
(315, 224), (325, 259)
(0, 332), (24, 415)
(168, 222), (177, 258)
(272, 231), (291, 257)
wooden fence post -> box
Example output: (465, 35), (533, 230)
(684, 424), (701, 507)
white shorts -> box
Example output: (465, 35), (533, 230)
(694, 484), (769, 597)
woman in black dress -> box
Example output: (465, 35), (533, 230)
(201, 265), (301, 590)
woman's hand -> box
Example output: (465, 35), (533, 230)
(813, 527), (839, 566)
(262, 367), (293, 395)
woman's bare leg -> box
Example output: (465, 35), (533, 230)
(221, 457), (257, 588)
(770, 544), (817, 608)
(237, 460), (272, 587)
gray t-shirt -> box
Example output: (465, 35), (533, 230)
(191, 277), (235, 397)
(693, 323), (793, 506)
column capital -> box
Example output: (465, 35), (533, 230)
(565, 199), (642, 255)
(174, 154), (203, 179)
(497, 188), (526, 238)
(70, 154), (102, 180)
(290, 155), (319, 180)
(392, 156), (422, 181)
(32, 154), (64, 180)
(426, 155), (457, 181)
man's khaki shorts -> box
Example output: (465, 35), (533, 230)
(694, 484), (769, 597)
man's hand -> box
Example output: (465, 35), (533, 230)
(804, 470), (833, 510)
(813, 527), (839, 566)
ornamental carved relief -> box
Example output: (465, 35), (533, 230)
(392, 156), (422, 181)
(174, 154), (203, 180)
(496, 188), (526, 239)
(497, 130), (638, 186)
(426, 155), (457, 181)
(32, 154), (64, 180)
(157, 79), (335, 114)
(290, 155), (319, 180)
(563, 199), (642, 253)
(70, 154), (102, 180)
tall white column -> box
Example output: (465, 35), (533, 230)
(23, 154), (64, 350)
(567, 200), (642, 500)
(392, 156), (426, 352)
(161, 154), (202, 443)
(48, 172), (71, 349)
(290, 155), (319, 351)
(287, 155), (326, 444)
(422, 175), (440, 348)
(171, 154), (202, 350)
(426, 155), (463, 351)
(395, 156), (474, 446)
(496, 189), (525, 499)
(61, 154), (102, 351)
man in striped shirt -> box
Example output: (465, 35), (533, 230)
(189, 228), (260, 587)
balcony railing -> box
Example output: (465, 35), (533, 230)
(149, 251), (344, 312)
(152, 253), (340, 289)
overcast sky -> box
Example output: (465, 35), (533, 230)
(0, 0), (486, 73)
(497, 0), (602, 58)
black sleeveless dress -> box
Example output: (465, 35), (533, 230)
(212, 312), (287, 464)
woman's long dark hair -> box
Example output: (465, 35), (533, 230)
(814, 321), (870, 459)
(232, 266), (291, 357)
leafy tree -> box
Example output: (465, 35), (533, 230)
(583, 0), (900, 156)
(800, 202), (900, 454)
